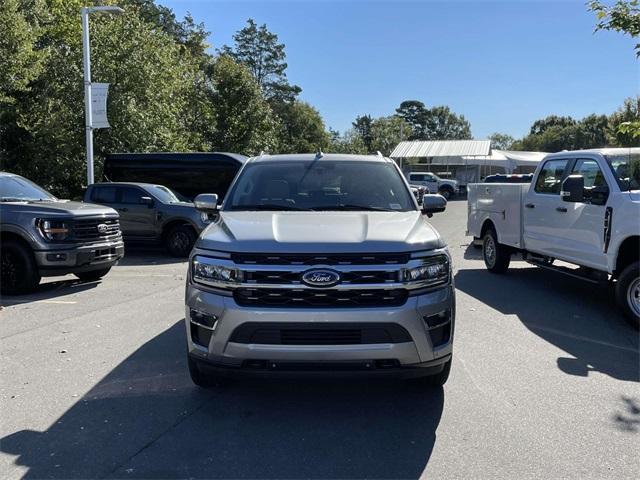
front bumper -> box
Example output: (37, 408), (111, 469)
(185, 283), (455, 376)
(34, 239), (125, 276)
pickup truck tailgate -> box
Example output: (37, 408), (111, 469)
(467, 183), (529, 248)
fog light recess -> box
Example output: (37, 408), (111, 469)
(190, 309), (219, 330)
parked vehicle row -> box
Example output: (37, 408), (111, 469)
(0, 172), (124, 294)
(408, 172), (459, 199)
(467, 148), (640, 328)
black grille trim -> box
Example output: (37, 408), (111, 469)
(233, 288), (409, 308)
(243, 270), (399, 285)
(72, 218), (120, 241)
(231, 252), (410, 266)
(229, 322), (412, 345)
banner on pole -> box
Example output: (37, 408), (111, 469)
(91, 83), (110, 129)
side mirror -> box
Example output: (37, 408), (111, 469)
(194, 193), (219, 212)
(140, 196), (154, 208)
(421, 194), (447, 217)
(561, 175), (584, 203)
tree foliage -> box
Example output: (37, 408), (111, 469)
(589, 0), (640, 55)
(395, 100), (471, 140)
(220, 18), (301, 103)
(489, 133), (515, 150)
(273, 101), (330, 153)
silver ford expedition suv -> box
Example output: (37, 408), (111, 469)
(185, 153), (455, 386)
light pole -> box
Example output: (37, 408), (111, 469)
(81, 5), (124, 186)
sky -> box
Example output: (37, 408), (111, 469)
(159, 0), (639, 140)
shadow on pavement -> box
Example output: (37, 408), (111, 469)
(0, 279), (99, 306)
(455, 268), (640, 382)
(1, 321), (444, 479)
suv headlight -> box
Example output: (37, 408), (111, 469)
(192, 255), (241, 288)
(402, 254), (449, 286)
(36, 219), (71, 241)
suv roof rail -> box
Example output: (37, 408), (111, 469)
(376, 151), (384, 158)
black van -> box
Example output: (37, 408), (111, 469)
(103, 152), (247, 200)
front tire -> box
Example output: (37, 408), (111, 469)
(439, 187), (453, 200)
(409, 357), (452, 388)
(75, 267), (112, 282)
(616, 261), (640, 330)
(483, 228), (511, 273)
(188, 356), (227, 388)
(1, 240), (41, 294)
(166, 225), (197, 257)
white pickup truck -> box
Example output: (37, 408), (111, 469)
(467, 148), (640, 328)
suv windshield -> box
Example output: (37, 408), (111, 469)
(606, 152), (640, 191)
(149, 185), (188, 204)
(225, 160), (415, 212)
(0, 175), (57, 202)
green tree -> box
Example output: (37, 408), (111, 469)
(352, 115), (374, 151)
(369, 116), (411, 156)
(576, 114), (611, 148)
(3, 1), (215, 197)
(423, 105), (472, 140)
(609, 97), (640, 146)
(209, 55), (278, 154)
(589, 0), (640, 55)
(395, 100), (428, 140)
(273, 101), (330, 153)
(529, 115), (577, 136)
(489, 133), (515, 150)
(328, 128), (367, 154)
(221, 19), (301, 103)
(395, 101), (471, 140)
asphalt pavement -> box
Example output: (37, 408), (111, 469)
(1, 200), (639, 479)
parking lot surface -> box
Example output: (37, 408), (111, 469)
(1, 200), (639, 479)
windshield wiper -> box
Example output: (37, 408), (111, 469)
(230, 204), (312, 211)
(311, 204), (396, 212)
(0, 197), (29, 202)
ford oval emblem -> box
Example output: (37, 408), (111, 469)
(302, 269), (341, 288)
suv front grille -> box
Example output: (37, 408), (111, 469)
(73, 218), (120, 241)
(229, 322), (412, 344)
(233, 288), (408, 308)
(231, 252), (410, 266)
(244, 270), (399, 285)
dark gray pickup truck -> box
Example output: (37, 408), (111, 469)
(84, 182), (212, 257)
(0, 172), (124, 294)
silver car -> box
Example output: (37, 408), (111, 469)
(185, 153), (455, 387)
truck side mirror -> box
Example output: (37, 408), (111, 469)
(194, 193), (219, 212)
(561, 175), (584, 203)
(421, 194), (447, 217)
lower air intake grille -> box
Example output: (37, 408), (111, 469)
(229, 322), (412, 345)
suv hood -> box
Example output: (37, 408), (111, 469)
(1, 200), (118, 217)
(198, 211), (444, 253)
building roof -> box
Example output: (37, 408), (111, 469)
(390, 140), (492, 159)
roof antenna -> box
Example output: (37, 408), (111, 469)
(376, 151), (384, 158)
(315, 149), (324, 159)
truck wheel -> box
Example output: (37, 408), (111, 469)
(439, 187), (452, 200)
(188, 356), (227, 388)
(616, 262), (640, 330)
(0, 240), (41, 295)
(409, 357), (452, 388)
(75, 267), (112, 282)
(483, 229), (511, 273)
(166, 225), (197, 257)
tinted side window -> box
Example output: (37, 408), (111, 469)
(121, 187), (146, 204)
(535, 159), (569, 195)
(571, 159), (607, 188)
(92, 186), (117, 203)
(410, 174), (424, 181)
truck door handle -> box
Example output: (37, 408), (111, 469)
(525, 203), (535, 209)
(556, 207), (567, 213)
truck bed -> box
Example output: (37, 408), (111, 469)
(467, 183), (529, 249)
